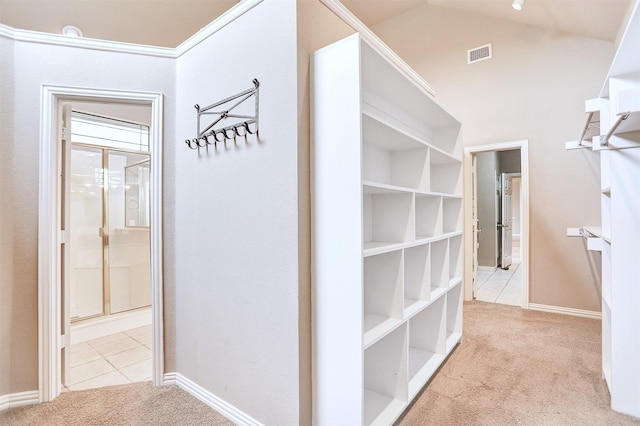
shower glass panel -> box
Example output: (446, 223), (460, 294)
(108, 151), (151, 314)
(70, 146), (104, 320)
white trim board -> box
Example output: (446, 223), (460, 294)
(464, 140), (530, 309)
(0, 391), (39, 411)
(528, 303), (602, 319)
(0, 0), (263, 59)
(38, 86), (164, 403)
(319, 0), (437, 98)
(163, 373), (264, 426)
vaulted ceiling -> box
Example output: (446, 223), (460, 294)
(0, 0), (633, 47)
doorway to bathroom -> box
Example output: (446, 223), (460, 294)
(64, 110), (153, 391)
(464, 140), (529, 308)
(38, 86), (164, 403)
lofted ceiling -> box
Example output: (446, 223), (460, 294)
(341, 0), (633, 43)
(0, 0), (633, 47)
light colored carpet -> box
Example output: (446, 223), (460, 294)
(398, 300), (640, 425)
(2, 301), (639, 425)
(0, 381), (234, 425)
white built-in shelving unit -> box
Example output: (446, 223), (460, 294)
(312, 34), (463, 426)
(566, 1), (640, 418)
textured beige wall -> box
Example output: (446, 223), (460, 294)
(371, 4), (613, 311)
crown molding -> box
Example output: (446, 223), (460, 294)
(0, 0), (263, 59)
(175, 0), (263, 58)
(0, 23), (175, 58)
(319, 0), (436, 98)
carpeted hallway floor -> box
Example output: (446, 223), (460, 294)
(2, 301), (639, 425)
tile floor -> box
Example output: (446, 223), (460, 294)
(476, 261), (522, 306)
(65, 324), (152, 391)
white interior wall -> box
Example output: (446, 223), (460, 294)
(372, 5), (612, 312)
(0, 35), (175, 395)
(174, 1), (305, 424)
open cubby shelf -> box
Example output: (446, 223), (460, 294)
(313, 34), (463, 425)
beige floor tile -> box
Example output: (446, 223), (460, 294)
(70, 346), (102, 367)
(119, 359), (152, 382)
(105, 345), (151, 370)
(86, 332), (129, 346)
(90, 335), (141, 357)
(69, 358), (115, 386)
(126, 327), (152, 345)
(68, 370), (130, 391)
(69, 342), (91, 353)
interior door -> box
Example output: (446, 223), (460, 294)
(471, 154), (479, 298)
(60, 104), (72, 386)
(500, 173), (513, 269)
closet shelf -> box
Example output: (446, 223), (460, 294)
(363, 315), (403, 349)
(363, 181), (415, 195)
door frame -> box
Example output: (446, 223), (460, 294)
(463, 140), (529, 308)
(38, 85), (164, 402)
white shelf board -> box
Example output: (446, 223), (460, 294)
(363, 389), (406, 426)
(446, 332), (462, 353)
(363, 181), (415, 195)
(408, 348), (446, 398)
(430, 286), (447, 301)
(362, 106), (428, 150)
(404, 298), (429, 319)
(363, 241), (407, 257)
(363, 314), (403, 349)
(449, 277), (463, 288)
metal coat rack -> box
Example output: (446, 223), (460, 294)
(185, 79), (259, 149)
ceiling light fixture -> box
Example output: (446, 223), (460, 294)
(62, 25), (83, 38)
(512, 0), (524, 10)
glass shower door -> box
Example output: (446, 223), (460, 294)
(108, 150), (151, 314)
(69, 146), (105, 320)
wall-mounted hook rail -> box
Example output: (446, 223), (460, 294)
(185, 79), (259, 150)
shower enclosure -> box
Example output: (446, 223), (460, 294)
(69, 112), (151, 322)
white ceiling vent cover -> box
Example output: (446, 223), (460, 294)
(468, 43), (492, 64)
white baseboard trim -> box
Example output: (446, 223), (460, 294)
(0, 390), (39, 411)
(528, 303), (602, 319)
(478, 266), (496, 272)
(163, 372), (263, 426)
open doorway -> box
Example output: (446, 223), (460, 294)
(464, 140), (529, 308)
(38, 86), (164, 402)
(63, 107), (153, 391)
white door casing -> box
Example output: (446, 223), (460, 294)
(463, 141), (529, 308)
(38, 85), (164, 402)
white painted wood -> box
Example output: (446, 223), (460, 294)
(0, 390), (40, 411)
(415, 195), (442, 238)
(39, 86), (164, 403)
(165, 373), (264, 426)
(311, 34), (364, 426)
(568, 3), (640, 416)
(312, 33), (463, 425)
(528, 303), (602, 319)
(446, 282), (463, 352)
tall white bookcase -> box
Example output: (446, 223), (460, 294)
(311, 34), (463, 426)
(566, 1), (640, 418)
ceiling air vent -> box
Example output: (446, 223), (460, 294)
(468, 43), (492, 64)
